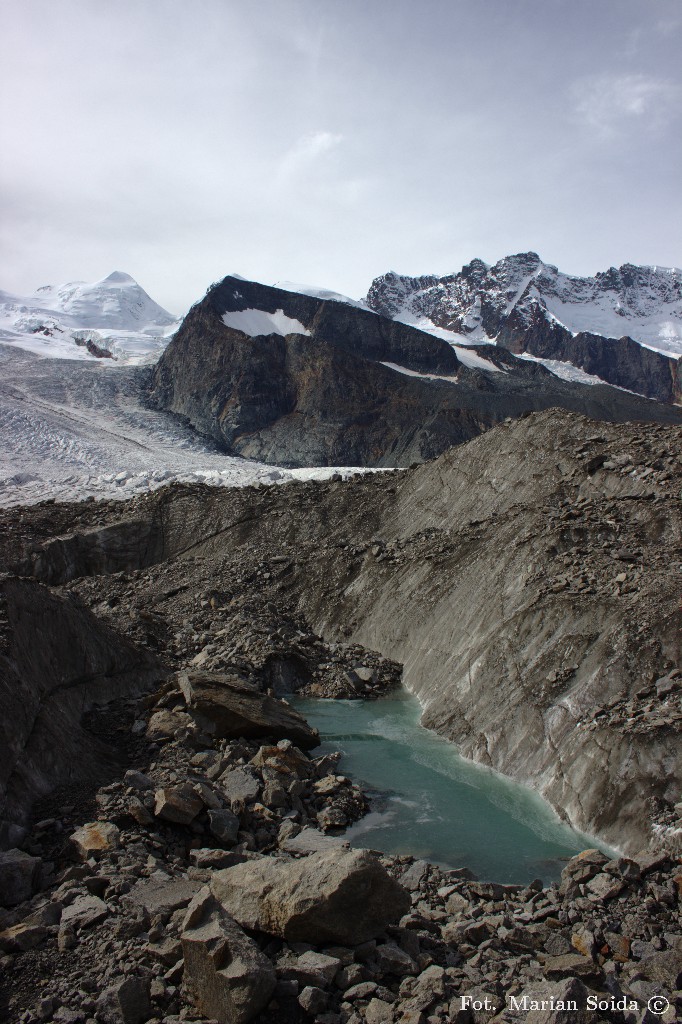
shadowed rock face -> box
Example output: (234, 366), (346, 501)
(150, 276), (682, 468)
(2, 409), (680, 856)
(0, 576), (163, 844)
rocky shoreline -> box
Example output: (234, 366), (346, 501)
(1, 678), (680, 1024)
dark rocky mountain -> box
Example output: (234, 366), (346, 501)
(151, 275), (682, 468)
(367, 253), (682, 404)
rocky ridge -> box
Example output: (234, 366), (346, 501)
(366, 254), (682, 404)
(150, 276), (682, 468)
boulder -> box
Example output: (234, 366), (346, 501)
(210, 848), (411, 945)
(181, 887), (276, 1024)
(178, 670), (319, 749)
(0, 848), (42, 907)
(208, 808), (241, 845)
(154, 784), (204, 824)
(95, 976), (152, 1024)
(71, 821), (120, 860)
(60, 894), (109, 931)
(146, 708), (197, 743)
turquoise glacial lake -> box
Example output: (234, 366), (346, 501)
(294, 690), (602, 885)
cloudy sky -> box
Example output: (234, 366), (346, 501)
(2, 0), (681, 313)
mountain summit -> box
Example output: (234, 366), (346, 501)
(367, 254), (682, 403)
(0, 272), (179, 362)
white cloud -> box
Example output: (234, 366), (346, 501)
(277, 131), (344, 180)
(570, 73), (681, 136)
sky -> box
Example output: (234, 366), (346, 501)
(2, 0), (682, 314)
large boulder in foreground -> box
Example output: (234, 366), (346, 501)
(178, 670), (319, 750)
(210, 848), (411, 945)
(181, 888), (276, 1024)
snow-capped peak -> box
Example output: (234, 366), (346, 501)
(0, 272), (180, 364)
(367, 255), (682, 358)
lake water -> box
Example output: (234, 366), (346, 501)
(294, 689), (603, 884)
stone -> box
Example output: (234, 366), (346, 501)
(0, 849), (42, 907)
(208, 808), (241, 845)
(218, 768), (261, 807)
(144, 936), (183, 966)
(559, 850), (608, 893)
(585, 872), (624, 900)
(404, 965), (446, 1012)
(299, 986), (329, 1014)
(123, 770), (153, 791)
(210, 848), (411, 945)
(154, 784), (204, 824)
(178, 669), (319, 749)
(541, 953), (600, 980)
(375, 943), (418, 976)
(365, 998), (394, 1024)
(400, 860), (429, 890)
(285, 951), (342, 987)
(279, 826), (349, 854)
(145, 708), (197, 742)
(570, 927), (597, 959)
(181, 887), (276, 1024)
(604, 931), (630, 962)
(95, 976), (152, 1024)
(125, 876), (200, 917)
(0, 922), (48, 952)
(70, 821), (120, 860)
(59, 894), (109, 931)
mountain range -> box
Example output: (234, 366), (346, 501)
(151, 268), (682, 467)
(2, 256), (682, 485)
(367, 252), (682, 403)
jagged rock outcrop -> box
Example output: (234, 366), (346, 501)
(367, 253), (682, 403)
(150, 275), (682, 468)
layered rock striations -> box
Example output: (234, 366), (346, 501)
(367, 253), (682, 403)
(150, 275), (682, 468)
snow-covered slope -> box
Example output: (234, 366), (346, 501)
(274, 280), (370, 310)
(367, 254), (682, 357)
(0, 271), (181, 364)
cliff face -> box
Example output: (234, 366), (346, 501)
(151, 276), (682, 468)
(4, 409), (680, 856)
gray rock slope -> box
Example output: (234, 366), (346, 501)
(3, 409), (680, 857)
(150, 276), (682, 467)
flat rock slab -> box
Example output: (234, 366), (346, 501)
(125, 876), (200, 917)
(210, 847), (411, 945)
(280, 827), (350, 854)
(178, 670), (319, 749)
